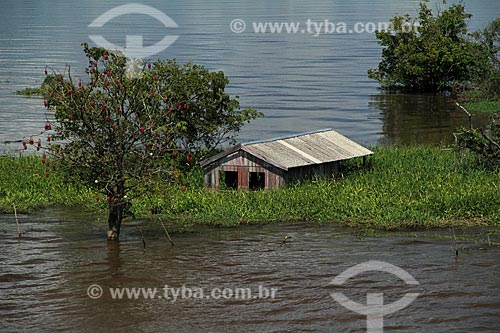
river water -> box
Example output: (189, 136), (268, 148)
(1, 210), (500, 332)
(0, 0), (499, 153)
(2, 1), (500, 332)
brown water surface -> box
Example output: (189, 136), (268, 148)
(1, 209), (499, 332)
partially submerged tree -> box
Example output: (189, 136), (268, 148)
(32, 43), (260, 240)
(368, 0), (478, 92)
(467, 18), (500, 101)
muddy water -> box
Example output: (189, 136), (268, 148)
(1, 209), (499, 332)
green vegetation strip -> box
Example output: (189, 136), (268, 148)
(15, 87), (42, 96)
(1, 146), (500, 230)
(464, 100), (500, 114)
(0, 155), (97, 212)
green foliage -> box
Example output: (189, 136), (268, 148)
(368, 0), (478, 92)
(149, 60), (262, 152)
(457, 114), (500, 167)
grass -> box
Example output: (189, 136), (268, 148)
(464, 100), (500, 114)
(138, 146), (500, 230)
(1, 146), (500, 231)
(15, 87), (42, 96)
(0, 155), (99, 213)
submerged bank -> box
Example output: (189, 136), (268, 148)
(1, 146), (499, 230)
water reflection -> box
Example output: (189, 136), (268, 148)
(370, 93), (489, 145)
(106, 241), (124, 277)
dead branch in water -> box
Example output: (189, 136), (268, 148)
(13, 204), (20, 239)
(159, 217), (175, 246)
(138, 228), (146, 250)
(452, 228), (458, 259)
(455, 102), (472, 129)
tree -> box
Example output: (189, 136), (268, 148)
(467, 18), (500, 101)
(33, 43), (260, 240)
(368, 0), (478, 93)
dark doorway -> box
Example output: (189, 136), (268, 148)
(223, 171), (238, 189)
(249, 172), (265, 190)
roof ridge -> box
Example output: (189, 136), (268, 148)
(242, 128), (334, 146)
(200, 129), (373, 170)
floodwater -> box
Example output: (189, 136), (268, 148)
(1, 210), (499, 332)
(2, 1), (500, 332)
(0, 0), (498, 153)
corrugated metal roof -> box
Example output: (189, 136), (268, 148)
(200, 129), (373, 170)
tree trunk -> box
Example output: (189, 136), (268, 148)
(107, 204), (123, 241)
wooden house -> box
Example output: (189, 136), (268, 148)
(200, 129), (373, 190)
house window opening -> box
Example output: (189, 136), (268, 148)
(223, 171), (238, 190)
(249, 172), (265, 190)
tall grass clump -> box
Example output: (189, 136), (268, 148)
(0, 155), (98, 213)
